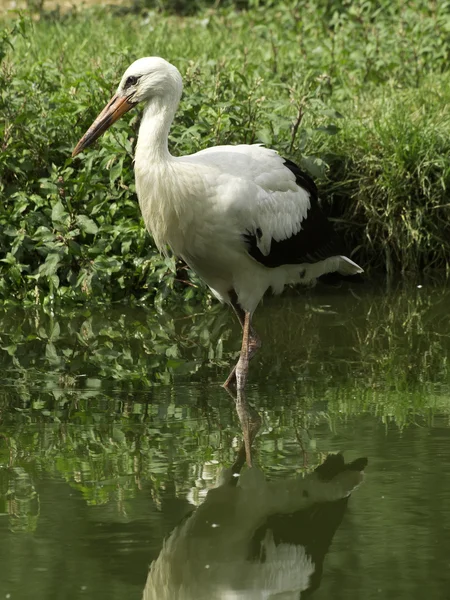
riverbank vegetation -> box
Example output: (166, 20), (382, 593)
(1, 0), (450, 304)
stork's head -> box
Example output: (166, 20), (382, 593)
(72, 57), (182, 157)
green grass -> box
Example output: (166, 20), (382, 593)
(1, 0), (450, 304)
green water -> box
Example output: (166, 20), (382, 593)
(1, 280), (450, 599)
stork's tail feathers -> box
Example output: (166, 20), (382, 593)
(315, 255), (364, 286)
(337, 255), (364, 276)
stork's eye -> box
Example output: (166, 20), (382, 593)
(125, 75), (139, 89)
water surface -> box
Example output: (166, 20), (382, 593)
(1, 280), (449, 599)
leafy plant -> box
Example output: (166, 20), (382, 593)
(1, 2), (450, 306)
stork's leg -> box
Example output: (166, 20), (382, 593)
(236, 310), (251, 391)
(223, 294), (261, 390)
(230, 297), (261, 353)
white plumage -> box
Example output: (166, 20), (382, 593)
(148, 144), (311, 312)
(72, 57), (363, 389)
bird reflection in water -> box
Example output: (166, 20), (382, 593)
(142, 390), (367, 600)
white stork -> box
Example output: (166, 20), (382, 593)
(72, 57), (363, 390)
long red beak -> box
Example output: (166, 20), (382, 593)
(72, 94), (136, 157)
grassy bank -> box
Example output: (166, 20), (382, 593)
(1, 1), (450, 304)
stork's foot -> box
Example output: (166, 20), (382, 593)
(222, 334), (261, 391)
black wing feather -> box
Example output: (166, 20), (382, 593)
(243, 159), (344, 269)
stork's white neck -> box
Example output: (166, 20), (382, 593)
(133, 94), (185, 254)
(135, 96), (178, 166)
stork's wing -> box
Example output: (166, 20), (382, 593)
(182, 145), (343, 269)
(242, 158), (342, 268)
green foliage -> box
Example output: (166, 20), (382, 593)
(1, 2), (450, 304)
(325, 86), (450, 273)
